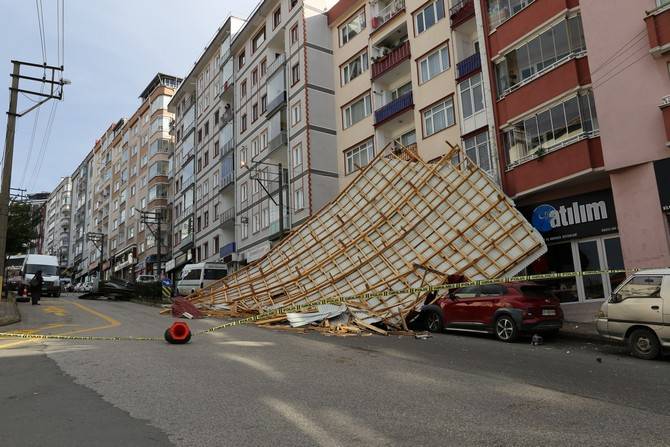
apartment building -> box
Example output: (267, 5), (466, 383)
(327, 0), (499, 188)
(109, 74), (181, 280)
(232, 0), (340, 263)
(68, 151), (94, 281)
(43, 176), (72, 267)
(477, 0), (611, 317)
(168, 17), (244, 280)
(579, 0), (670, 269)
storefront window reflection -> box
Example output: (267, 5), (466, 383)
(528, 242), (579, 303)
(604, 237), (625, 291)
(578, 240), (604, 300)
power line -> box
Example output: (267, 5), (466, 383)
(35, 0), (47, 65)
(29, 100), (58, 190)
(592, 50), (650, 91)
(19, 98), (42, 189)
(590, 31), (646, 77)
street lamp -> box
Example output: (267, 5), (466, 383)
(240, 159), (287, 238)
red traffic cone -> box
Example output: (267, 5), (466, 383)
(164, 321), (192, 344)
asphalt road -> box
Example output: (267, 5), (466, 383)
(1, 294), (669, 447)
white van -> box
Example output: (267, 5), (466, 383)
(22, 254), (61, 297)
(177, 262), (227, 295)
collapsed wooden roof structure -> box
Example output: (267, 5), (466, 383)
(189, 144), (547, 328)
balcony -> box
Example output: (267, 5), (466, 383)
(220, 171), (234, 191)
(219, 207), (235, 227)
(449, 0), (475, 28)
(456, 52), (481, 80)
(182, 147), (195, 162)
(178, 233), (194, 252)
(267, 53), (286, 77)
(374, 91), (413, 126)
(219, 110), (233, 128)
(371, 41), (411, 80)
(645, 1), (670, 57)
(659, 95), (670, 145)
(371, 0), (405, 30)
(265, 91), (286, 118)
(219, 242), (236, 259)
(268, 131), (287, 154)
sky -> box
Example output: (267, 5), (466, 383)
(0, 0), (258, 194)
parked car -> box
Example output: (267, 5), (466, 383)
(417, 282), (563, 342)
(176, 262), (227, 295)
(596, 269), (669, 360)
(136, 274), (157, 283)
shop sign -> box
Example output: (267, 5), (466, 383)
(521, 190), (618, 242)
(654, 157), (670, 213)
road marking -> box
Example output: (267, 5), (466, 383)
(42, 306), (67, 317)
(0, 300), (121, 350)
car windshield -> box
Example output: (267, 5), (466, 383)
(182, 269), (201, 280)
(25, 264), (58, 276)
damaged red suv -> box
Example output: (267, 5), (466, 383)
(418, 282), (563, 342)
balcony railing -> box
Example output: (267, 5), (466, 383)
(374, 91), (413, 126)
(219, 110), (233, 128)
(371, 0), (405, 30)
(178, 233), (194, 252)
(268, 131), (288, 154)
(371, 41), (411, 80)
(220, 171), (234, 190)
(267, 53), (286, 77)
(266, 91), (287, 117)
(219, 207), (235, 227)
(222, 139), (235, 155)
(449, 0), (475, 28)
(220, 242), (236, 258)
(182, 147), (195, 162)
(456, 52), (481, 80)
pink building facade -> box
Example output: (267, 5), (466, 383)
(581, 0), (670, 270)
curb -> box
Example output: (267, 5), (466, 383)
(0, 296), (21, 327)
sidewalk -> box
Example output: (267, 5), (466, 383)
(0, 294), (21, 326)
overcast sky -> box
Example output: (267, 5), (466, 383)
(0, 0), (257, 194)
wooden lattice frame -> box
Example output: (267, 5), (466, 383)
(188, 143), (547, 326)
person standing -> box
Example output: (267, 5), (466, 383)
(30, 270), (43, 305)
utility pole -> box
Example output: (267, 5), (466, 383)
(0, 61), (66, 299)
(278, 163), (284, 236)
(86, 232), (105, 280)
(141, 211), (163, 278)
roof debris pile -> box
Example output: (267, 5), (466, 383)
(187, 144), (547, 332)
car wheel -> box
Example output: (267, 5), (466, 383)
(421, 308), (444, 333)
(495, 315), (518, 342)
(629, 328), (661, 360)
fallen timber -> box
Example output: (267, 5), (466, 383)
(185, 143), (547, 330)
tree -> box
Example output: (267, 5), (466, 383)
(6, 202), (39, 256)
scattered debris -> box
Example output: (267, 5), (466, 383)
(171, 297), (204, 319)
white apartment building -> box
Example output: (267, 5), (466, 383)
(168, 17), (245, 279)
(232, 0), (340, 263)
(43, 176), (72, 267)
(68, 152), (94, 280)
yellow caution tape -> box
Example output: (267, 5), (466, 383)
(0, 268), (635, 342)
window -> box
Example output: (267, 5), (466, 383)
(214, 141), (219, 157)
(252, 103), (259, 122)
(204, 211), (209, 228)
(292, 143), (303, 168)
(502, 91), (599, 165)
(252, 212), (260, 233)
(290, 0), (298, 10)
(617, 276), (663, 300)
(339, 9), (365, 46)
(290, 24), (299, 46)
(423, 97), (455, 137)
(252, 27), (266, 53)
(238, 50), (246, 69)
(241, 114), (247, 133)
(252, 68), (258, 86)
(294, 187), (305, 210)
(241, 80), (247, 98)
(463, 131), (493, 176)
(204, 150), (209, 167)
(291, 63), (300, 85)
(240, 146), (248, 165)
(197, 157), (202, 172)
(252, 175), (260, 194)
(260, 58), (267, 77)
(291, 102), (301, 126)
(345, 139), (374, 175)
(204, 122), (209, 137)
(415, 0), (445, 34)
(459, 73), (484, 119)
(341, 51), (369, 85)
(252, 138), (259, 157)
(261, 94), (267, 113)
(273, 7), (281, 29)
(342, 93), (372, 128)
(419, 44), (450, 84)
(214, 235), (220, 254)
(495, 15), (586, 97)
(488, 0), (534, 29)
(197, 216), (202, 232)
(261, 131), (268, 149)
(261, 207), (269, 228)
(198, 129), (203, 143)
(241, 182), (248, 202)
